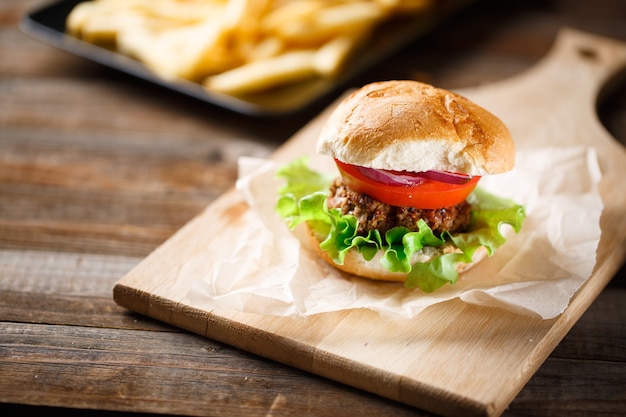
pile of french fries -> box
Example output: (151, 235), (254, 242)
(67, 0), (432, 96)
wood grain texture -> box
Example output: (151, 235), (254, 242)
(2, 248), (623, 417)
(113, 29), (626, 417)
(1, 1), (625, 416)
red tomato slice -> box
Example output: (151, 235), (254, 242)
(335, 160), (480, 209)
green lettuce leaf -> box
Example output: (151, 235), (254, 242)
(275, 157), (526, 293)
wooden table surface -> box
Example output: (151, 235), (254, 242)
(1, 0), (625, 416)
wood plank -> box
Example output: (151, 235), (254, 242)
(510, 357), (626, 415)
(0, 249), (157, 328)
(0, 323), (425, 417)
(112, 28), (626, 417)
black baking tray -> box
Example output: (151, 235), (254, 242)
(21, 0), (473, 116)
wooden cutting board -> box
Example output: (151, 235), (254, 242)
(113, 28), (626, 417)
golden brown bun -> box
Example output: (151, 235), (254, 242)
(307, 226), (487, 283)
(317, 80), (515, 176)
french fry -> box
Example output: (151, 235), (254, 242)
(66, 2), (96, 36)
(313, 34), (361, 77)
(117, 19), (241, 81)
(243, 36), (284, 62)
(131, 0), (221, 22)
(222, 0), (271, 30)
(268, 1), (384, 47)
(261, 0), (326, 33)
(204, 50), (317, 95)
(67, 4), (150, 43)
(79, 0), (220, 23)
(376, 0), (431, 14)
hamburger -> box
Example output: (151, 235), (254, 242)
(276, 80), (525, 292)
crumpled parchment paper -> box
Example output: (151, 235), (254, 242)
(186, 146), (603, 319)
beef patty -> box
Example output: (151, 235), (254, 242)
(326, 177), (472, 237)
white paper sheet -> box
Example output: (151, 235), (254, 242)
(186, 147), (603, 319)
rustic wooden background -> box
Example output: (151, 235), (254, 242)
(1, 0), (625, 416)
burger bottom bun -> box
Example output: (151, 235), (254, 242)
(306, 226), (488, 283)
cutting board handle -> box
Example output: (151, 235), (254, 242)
(539, 27), (626, 97)
(460, 27), (626, 150)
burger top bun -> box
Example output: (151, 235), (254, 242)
(317, 80), (515, 176)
